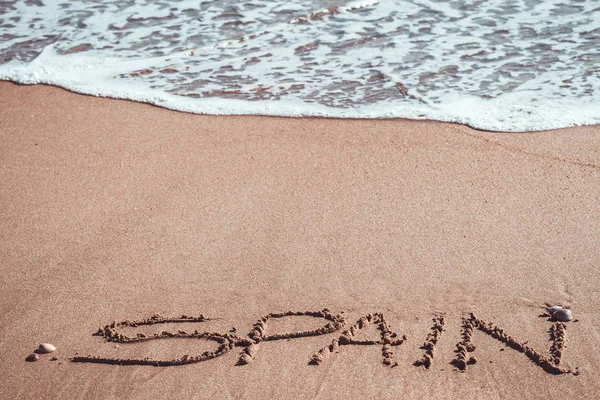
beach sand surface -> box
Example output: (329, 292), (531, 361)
(1, 82), (599, 399)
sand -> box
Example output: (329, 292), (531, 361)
(1, 81), (599, 399)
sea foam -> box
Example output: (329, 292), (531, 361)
(0, 0), (598, 131)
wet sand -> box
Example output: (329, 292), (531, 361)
(1, 81), (599, 399)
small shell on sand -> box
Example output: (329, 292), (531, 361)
(553, 308), (572, 322)
(26, 353), (39, 362)
(546, 305), (563, 315)
(38, 343), (56, 353)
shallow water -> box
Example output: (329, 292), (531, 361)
(0, 0), (598, 131)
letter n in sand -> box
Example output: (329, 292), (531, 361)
(452, 313), (578, 375)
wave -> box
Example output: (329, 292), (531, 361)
(1, 0), (598, 131)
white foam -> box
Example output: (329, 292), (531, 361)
(0, 0), (598, 131)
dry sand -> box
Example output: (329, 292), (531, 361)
(1, 81), (599, 399)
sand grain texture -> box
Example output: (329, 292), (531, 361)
(1, 82), (599, 399)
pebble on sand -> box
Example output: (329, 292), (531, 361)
(26, 353), (39, 362)
(552, 308), (573, 322)
(38, 343), (56, 353)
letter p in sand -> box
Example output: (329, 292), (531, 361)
(236, 309), (345, 365)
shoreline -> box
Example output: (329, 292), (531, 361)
(2, 79), (596, 133)
(1, 81), (599, 399)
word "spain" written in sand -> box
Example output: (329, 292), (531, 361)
(71, 307), (579, 375)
